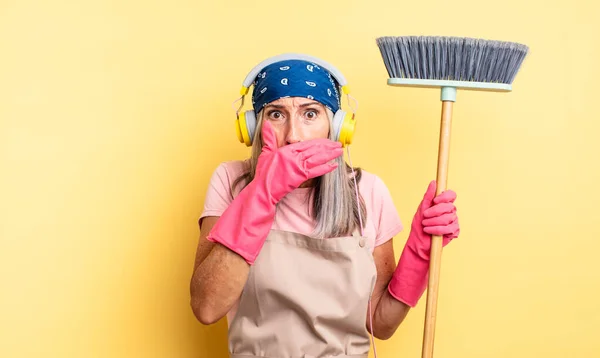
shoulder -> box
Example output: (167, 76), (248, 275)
(199, 159), (250, 221)
(357, 168), (392, 196)
(357, 168), (403, 241)
(212, 159), (250, 181)
(355, 168), (399, 218)
(207, 159), (251, 198)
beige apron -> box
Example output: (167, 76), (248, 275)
(228, 229), (377, 358)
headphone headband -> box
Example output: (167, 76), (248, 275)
(240, 53), (350, 96)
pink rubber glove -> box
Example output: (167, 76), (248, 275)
(206, 120), (343, 264)
(387, 180), (460, 307)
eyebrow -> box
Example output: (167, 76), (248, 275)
(264, 104), (285, 109)
(299, 102), (321, 108)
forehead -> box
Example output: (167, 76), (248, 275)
(266, 97), (324, 108)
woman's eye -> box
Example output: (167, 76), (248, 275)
(268, 111), (283, 120)
(306, 110), (318, 119)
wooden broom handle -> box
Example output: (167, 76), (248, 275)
(421, 100), (453, 358)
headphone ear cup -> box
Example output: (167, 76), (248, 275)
(332, 110), (356, 147)
(236, 110), (257, 147)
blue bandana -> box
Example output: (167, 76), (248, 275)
(251, 59), (341, 113)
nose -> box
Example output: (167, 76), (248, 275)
(285, 117), (301, 144)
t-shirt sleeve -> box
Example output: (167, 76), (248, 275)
(372, 175), (404, 247)
(198, 162), (236, 224)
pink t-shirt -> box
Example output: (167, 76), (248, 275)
(199, 159), (404, 324)
(200, 159), (403, 250)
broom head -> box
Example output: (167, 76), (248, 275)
(376, 36), (529, 92)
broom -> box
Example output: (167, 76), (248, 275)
(375, 36), (529, 358)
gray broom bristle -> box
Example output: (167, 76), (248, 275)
(376, 36), (529, 84)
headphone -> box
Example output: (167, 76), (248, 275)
(234, 53), (357, 147)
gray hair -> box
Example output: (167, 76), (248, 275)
(231, 109), (367, 239)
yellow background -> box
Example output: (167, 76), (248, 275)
(1, 0), (599, 357)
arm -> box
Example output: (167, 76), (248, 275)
(368, 181), (460, 339)
(367, 239), (411, 340)
(189, 216), (250, 325)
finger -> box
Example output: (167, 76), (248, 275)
(423, 221), (458, 236)
(306, 162), (339, 179)
(421, 180), (437, 208)
(303, 149), (343, 169)
(422, 212), (457, 227)
(298, 140), (342, 158)
(449, 220), (460, 239)
(433, 190), (456, 204)
(260, 120), (279, 153)
(424, 220), (460, 238)
(290, 138), (341, 153)
(423, 202), (456, 218)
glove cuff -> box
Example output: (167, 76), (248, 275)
(387, 236), (430, 307)
(206, 180), (277, 265)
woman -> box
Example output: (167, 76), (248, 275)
(190, 54), (460, 358)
